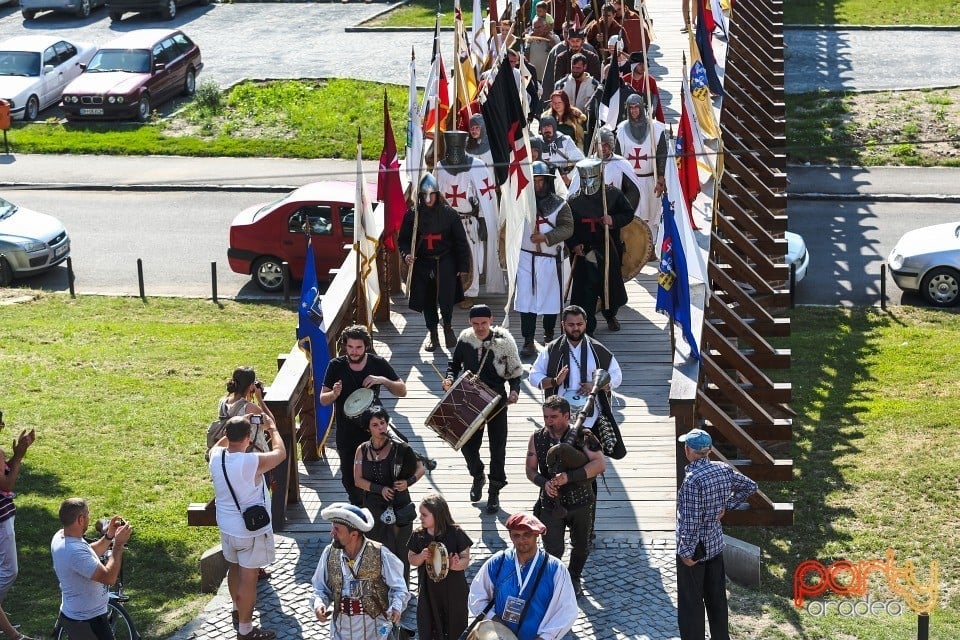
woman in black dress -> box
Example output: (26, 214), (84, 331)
(408, 493), (473, 640)
(353, 406), (424, 585)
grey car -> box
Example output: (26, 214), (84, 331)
(0, 195), (71, 286)
(888, 221), (960, 307)
(20, 0), (106, 19)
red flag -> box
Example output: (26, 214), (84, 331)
(422, 55), (450, 136)
(677, 88), (701, 230)
(378, 93), (406, 251)
(488, 0), (498, 24)
(701, 0), (716, 35)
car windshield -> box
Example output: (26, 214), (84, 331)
(0, 52), (41, 77)
(253, 195), (291, 222)
(0, 197), (17, 220)
(87, 49), (151, 73)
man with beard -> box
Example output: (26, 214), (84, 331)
(539, 116), (584, 182)
(568, 127), (643, 217)
(515, 161), (574, 358)
(398, 173), (472, 352)
(321, 325), (408, 506)
(311, 503), (410, 640)
(444, 305), (522, 514)
(565, 158), (634, 333)
(436, 130), (504, 307)
(584, 3), (624, 62)
(552, 30), (602, 90)
(615, 93), (667, 239)
(554, 54), (600, 115)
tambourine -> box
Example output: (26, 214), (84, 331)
(561, 388), (588, 414)
(425, 541), (449, 582)
(467, 620), (518, 640)
(344, 388), (375, 418)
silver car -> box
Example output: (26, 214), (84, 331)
(20, 0), (107, 19)
(888, 221), (960, 307)
(0, 196), (71, 286)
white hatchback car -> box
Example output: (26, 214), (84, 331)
(0, 35), (96, 121)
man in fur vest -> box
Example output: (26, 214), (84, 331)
(444, 305), (523, 514)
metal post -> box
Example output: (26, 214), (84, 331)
(880, 263), (887, 310)
(211, 261), (218, 304)
(137, 258), (145, 301)
(917, 612), (929, 640)
(282, 261), (290, 303)
(66, 257), (76, 298)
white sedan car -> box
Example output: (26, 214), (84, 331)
(888, 221), (960, 307)
(0, 35), (96, 121)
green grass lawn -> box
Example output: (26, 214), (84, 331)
(784, 0), (959, 25)
(363, 0), (474, 29)
(2, 295), (960, 638)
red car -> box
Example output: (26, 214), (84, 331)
(228, 181), (376, 293)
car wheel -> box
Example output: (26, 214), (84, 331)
(920, 267), (960, 307)
(162, 0), (176, 19)
(0, 257), (12, 287)
(109, 10), (122, 20)
(21, 8), (36, 19)
(136, 94), (151, 122)
(24, 95), (40, 121)
(253, 257), (285, 293)
(77, 0), (90, 17)
(183, 69), (196, 96)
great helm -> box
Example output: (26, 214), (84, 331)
(442, 130), (469, 166)
(576, 158), (603, 195)
(419, 172), (440, 197)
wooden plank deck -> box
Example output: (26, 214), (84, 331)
(284, 267), (678, 540)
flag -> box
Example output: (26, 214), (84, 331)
(681, 61), (715, 176)
(404, 47), (422, 189)
(661, 139), (707, 285)
(482, 57), (535, 323)
(422, 53), (451, 137)
(355, 131), (382, 327)
(700, 0), (716, 34)
(488, 0), (498, 24)
(297, 239), (333, 446)
(378, 93), (406, 251)
(710, 0), (729, 37)
(695, 1), (724, 97)
(597, 58), (622, 126)
(655, 194), (701, 360)
(687, 38), (720, 139)
(676, 86), (701, 225)
(455, 0), (479, 113)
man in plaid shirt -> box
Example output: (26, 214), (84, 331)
(676, 428), (757, 640)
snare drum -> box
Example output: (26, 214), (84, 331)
(343, 388), (375, 418)
(425, 373), (501, 451)
(467, 620), (518, 640)
(425, 541), (449, 582)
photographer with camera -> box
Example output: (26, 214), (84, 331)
(210, 415), (286, 640)
(51, 499), (132, 640)
(212, 367), (275, 456)
(0, 411), (35, 640)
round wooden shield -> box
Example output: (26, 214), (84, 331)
(620, 218), (654, 280)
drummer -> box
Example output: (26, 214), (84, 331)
(467, 512), (578, 640)
(321, 325), (408, 506)
(443, 305), (523, 514)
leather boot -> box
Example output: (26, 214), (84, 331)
(485, 487), (501, 514)
(470, 474), (486, 502)
(520, 338), (536, 357)
(443, 324), (457, 348)
(425, 329), (440, 352)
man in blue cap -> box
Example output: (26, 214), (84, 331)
(676, 428), (758, 640)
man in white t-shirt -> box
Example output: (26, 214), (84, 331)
(209, 415), (286, 640)
(51, 498), (132, 640)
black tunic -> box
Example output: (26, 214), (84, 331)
(397, 202), (471, 313)
(408, 525), (474, 640)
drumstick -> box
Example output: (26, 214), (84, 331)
(427, 361), (447, 382)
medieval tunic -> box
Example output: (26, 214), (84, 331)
(567, 153), (645, 218)
(614, 117), (668, 238)
(436, 157), (504, 296)
(407, 526), (474, 640)
(311, 539), (410, 640)
(397, 201), (471, 315)
(514, 193), (574, 316)
(565, 184), (634, 322)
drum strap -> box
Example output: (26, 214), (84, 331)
(516, 554), (549, 629)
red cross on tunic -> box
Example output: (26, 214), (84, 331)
(627, 146), (648, 169)
(422, 233), (442, 250)
(479, 178), (497, 200)
(445, 185), (467, 207)
(507, 122), (530, 194)
(582, 217), (600, 233)
(536, 214), (550, 229)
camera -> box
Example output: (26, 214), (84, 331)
(250, 414), (263, 425)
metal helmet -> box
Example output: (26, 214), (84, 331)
(576, 158), (603, 195)
(443, 130), (469, 166)
(419, 172), (439, 197)
(532, 161), (554, 178)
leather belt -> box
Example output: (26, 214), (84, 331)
(637, 172), (654, 177)
(522, 248), (560, 258)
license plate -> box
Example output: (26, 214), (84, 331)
(80, 108), (103, 115)
(55, 243), (68, 257)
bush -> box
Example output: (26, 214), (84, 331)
(194, 80), (223, 114)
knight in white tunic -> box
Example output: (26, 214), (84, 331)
(614, 93), (668, 239)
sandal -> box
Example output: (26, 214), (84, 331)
(237, 626), (276, 640)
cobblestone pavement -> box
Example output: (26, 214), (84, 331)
(171, 534), (681, 640)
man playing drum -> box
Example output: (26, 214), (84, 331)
(467, 512), (577, 640)
(321, 325), (408, 506)
(525, 395), (606, 599)
(515, 161), (574, 358)
(443, 305), (523, 514)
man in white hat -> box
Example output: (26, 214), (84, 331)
(311, 503), (410, 640)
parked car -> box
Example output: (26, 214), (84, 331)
(888, 221), (960, 307)
(20, 0), (106, 19)
(786, 231), (809, 285)
(107, 0), (207, 21)
(60, 29), (202, 122)
(228, 182), (374, 293)
(0, 195), (71, 286)
(0, 36), (96, 121)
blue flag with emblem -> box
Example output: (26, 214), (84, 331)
(655, 194), (700, 360)
(297, 238), (333, 445)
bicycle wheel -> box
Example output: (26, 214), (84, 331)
(54, 603), (139, 640)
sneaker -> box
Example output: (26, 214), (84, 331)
(470, 474), (486, 502)
(237, 626), (276, 640)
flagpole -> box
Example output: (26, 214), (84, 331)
(355, 128), (366, 328)
(601, 161), (610, 309)
(433, 12), (442, 170)
(452, 1), (460, 130)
